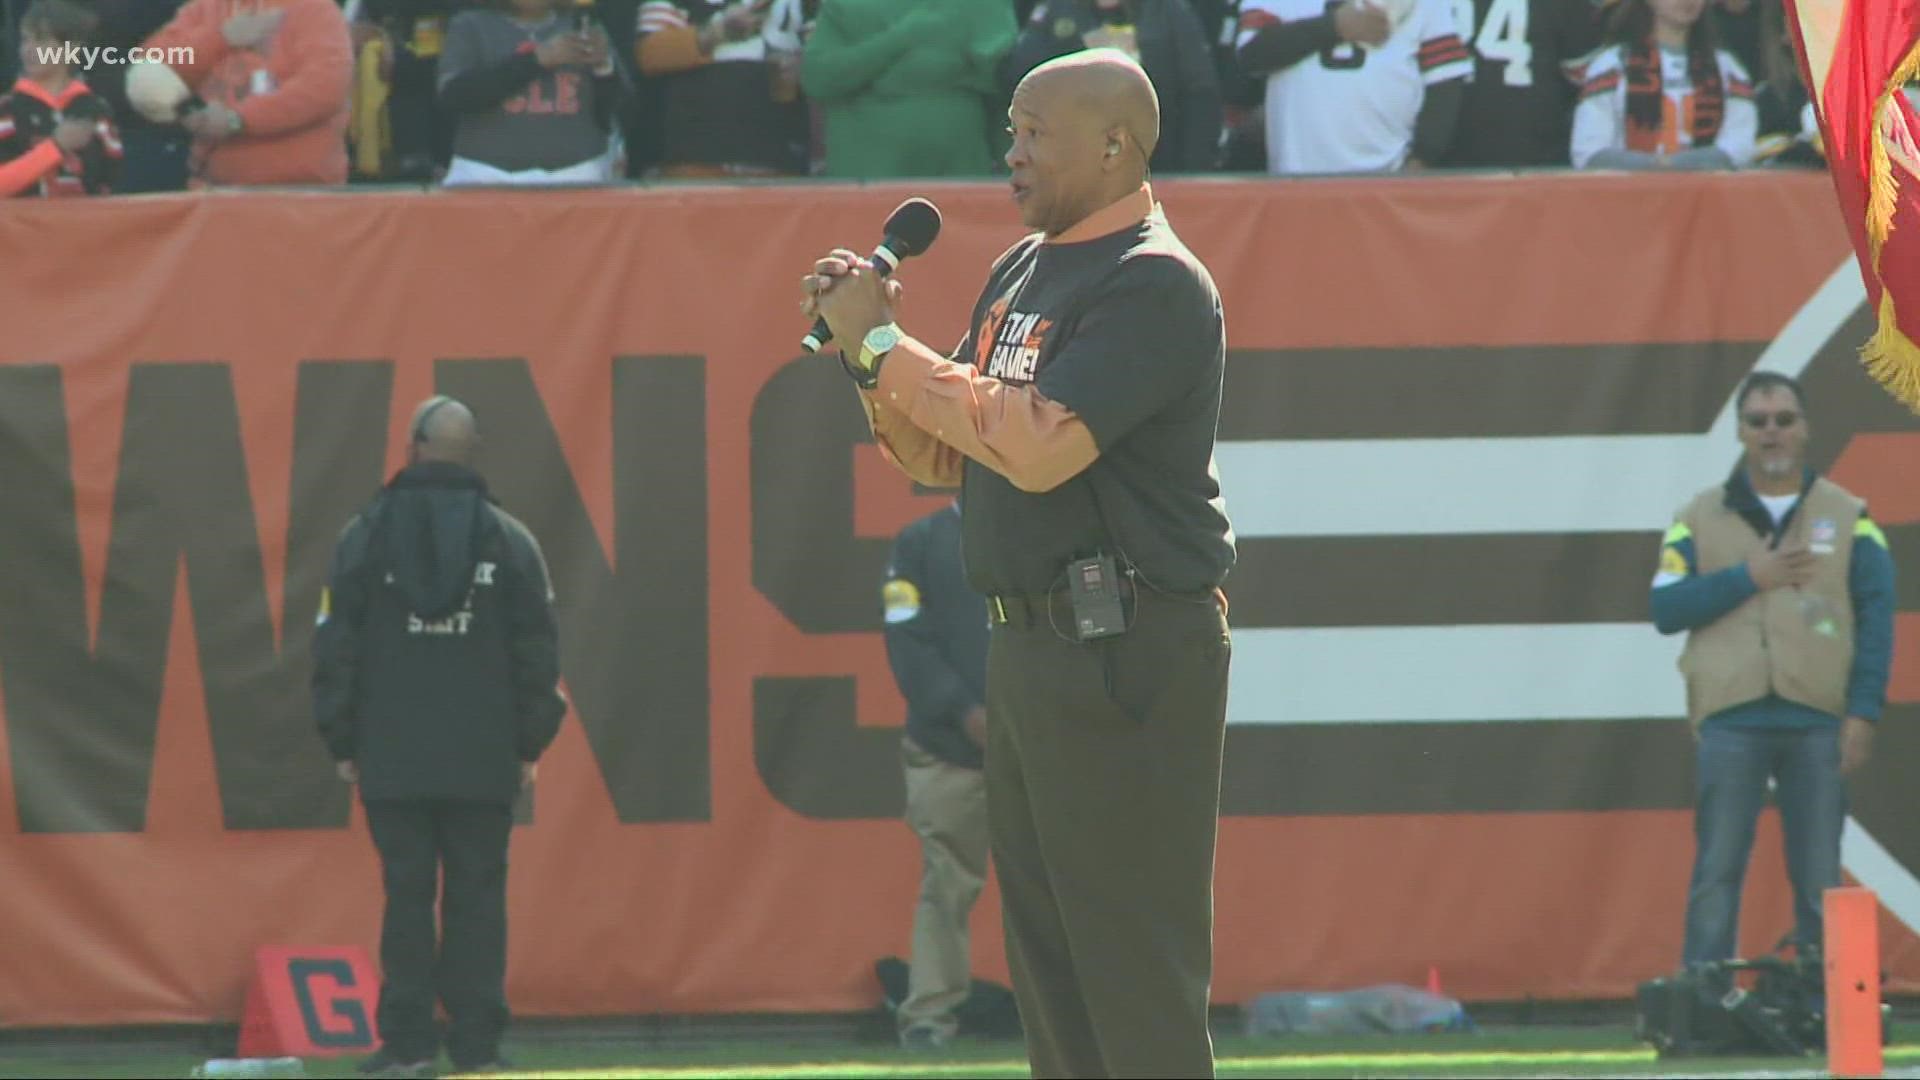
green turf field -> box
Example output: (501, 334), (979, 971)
(1, 1027), (1916, 1080)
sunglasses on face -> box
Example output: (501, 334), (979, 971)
(1742, 410), (1801, 430)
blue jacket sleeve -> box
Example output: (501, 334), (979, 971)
(882, 528), (978, 725)
(1846, 517), (1897, 722)
(1649, 527), (1760, 635)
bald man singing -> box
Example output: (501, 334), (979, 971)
(313, 396), (566, 1078)
(804, 50), (1235, 1078)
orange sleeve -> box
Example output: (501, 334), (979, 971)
(637, 24), (709, 75)
(0, 139), (65, 197)
(869, 335), (1099, 494)
(232, 0), (353, 135)
(859, 389), (964, 489)
(142, 0), (230, 84)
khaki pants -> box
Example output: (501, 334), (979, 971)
(986, 586), (1231, 1078)
(898, 734), (989, 1038)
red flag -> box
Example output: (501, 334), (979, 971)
(1782, 0), (1920, 409)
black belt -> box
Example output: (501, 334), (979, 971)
(987, 579), (1222, 627)
(985, 593), (1045, 627)
(987, 578), (1135, 627)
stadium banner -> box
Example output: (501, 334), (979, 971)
(0, 173), (1918, 1027)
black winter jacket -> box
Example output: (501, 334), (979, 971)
(313, 461), (566, 803)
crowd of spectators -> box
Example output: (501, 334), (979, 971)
(0, 0), (1915, 195)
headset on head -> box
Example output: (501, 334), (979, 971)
(1107, 131), (1151, 178)
(412, 395), (454, 445)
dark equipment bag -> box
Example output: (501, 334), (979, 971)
(1635, 940), (1890, 1058)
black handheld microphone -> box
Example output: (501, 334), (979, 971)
(801, 197), (943, 354)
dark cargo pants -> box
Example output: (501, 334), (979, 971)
(363, 798), (514, 1068)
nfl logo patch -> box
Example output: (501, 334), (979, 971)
(1811, 517), (1837, 554)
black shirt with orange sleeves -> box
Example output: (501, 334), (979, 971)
(0, 76), (123, 197)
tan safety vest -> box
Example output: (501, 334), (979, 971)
(1672, 476), (1863, 728)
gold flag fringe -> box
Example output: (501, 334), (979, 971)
(1858, 39), (1920, 412)
(1861, 292), (1920, 412)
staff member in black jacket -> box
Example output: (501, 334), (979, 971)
(882, 500), (990, 1051)
(313, 395), (567, 1080)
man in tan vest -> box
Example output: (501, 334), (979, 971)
(1651, 372), (1895, 976)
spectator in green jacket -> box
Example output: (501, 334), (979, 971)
(800, 0), (1016, 178)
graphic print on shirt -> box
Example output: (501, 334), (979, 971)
(973, 297), (1011, 370)
(979, 309), (1053, 384)
(505, 71), (585, 115)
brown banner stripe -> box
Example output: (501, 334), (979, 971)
(1221, 525), (1920, 629)
(1220, 343), (1768, 441)
(1224, 533), (1664, 627)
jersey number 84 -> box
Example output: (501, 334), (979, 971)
(1454, 0), (1534, 86)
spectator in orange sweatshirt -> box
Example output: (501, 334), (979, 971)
(129, 0), (353, 186)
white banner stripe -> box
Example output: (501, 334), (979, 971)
(1215, 258), (1868, 543)
(1841, 819), (1920, 937)
(1217, 435), (1721, 538)
(1225, 624), (1686, 725)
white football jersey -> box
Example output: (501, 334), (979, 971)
(1239, 0), (1474, 174)
(1569, 44), (1756, 167)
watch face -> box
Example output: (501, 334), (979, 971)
(868, 326), (902, 351)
